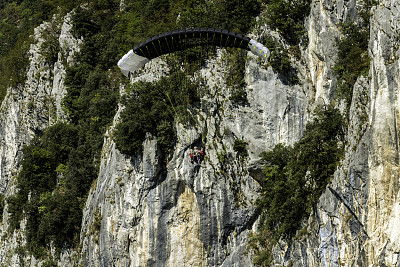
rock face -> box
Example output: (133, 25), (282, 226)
(0, 12), (80, 265)
(78, 50), (307, 266)
(1, 0), (400, 266)
(0, 12), (80, 195)
(272, 0), (400, 266)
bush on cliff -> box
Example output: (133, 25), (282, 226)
(250, 106), (345, 266)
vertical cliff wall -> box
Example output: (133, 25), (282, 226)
(273, 0), (400, 266)
(0, 12), (81, 265)
(78, 50), (308, 266)
(1, 0), (400, 266)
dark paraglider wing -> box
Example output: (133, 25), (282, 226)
(118, 28), (270, 76)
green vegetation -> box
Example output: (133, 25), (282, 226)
(113, 0), (264, 157)
(0, 0), (313, 104)
(0, 33), (30, 102)
(359, 0), (379, 25)
(263, 0), (312, 45)
(0, 0), (83, 103)
(333, 22), (370, 105)
(176, 0), (262, 33)
(255, 0), (312, 85)
(114, 71), (199, 157)
(5, 0), (264, 257)
(89, 208), (102, 244)
(224, 48), (248, 104)
(233, 139), (248, 158)
(250, 106), (345, 266)
(255, 0), (313, 85)
(117, 0), (262, 60)
(1, 0), (263, 104)
(9, 70), (118, 254)
(39, 18), (62, 66)
(0, 193), (4, 221)
(8, 123), (81, 256)
(42, 257), (58, 267)
(7, 0), (121, 256)
(333, 0), (377, 106)
(263, 36), (299, 84)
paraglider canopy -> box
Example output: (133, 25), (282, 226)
(118, 28), (270, 76)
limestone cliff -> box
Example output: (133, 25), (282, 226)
(0, 0), (400, 266)
(0, 12), (81, 265)
(77, 49), (307, 266)
(273, 0), (400, 266)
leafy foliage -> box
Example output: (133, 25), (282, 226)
(233, 139), (249, 158)
(333, 22), (370, 105)
(263, 36), (299, 84)
(8, 123), (80, 254)
(9, 88), (117, 256)
(333, 0), (377, 106)
(251, 0), (312, 85)
(262, 0), (311, 44)
(0, 0), (261, 104)
(5, 0), (264, 258)
(115, 0), (261, 66)
(39, 18), (62, 66)
(8, 0), (121, 256)
(175, 0), (262, 34)
(0, 34), (30, 101)
(224, 48), (248, 104)
(42, 257), (58, 267)
(0, 0), (83, 103)
(251, 106), (345, 266)
(359, 0), (379, 26)
(114, 71), (199, 157)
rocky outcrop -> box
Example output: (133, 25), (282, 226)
(2, 0), (400, 266)
(0, 12), (80, 195)
(78, 48), (309, 266)
(272, 0), (400, 266)
(0, 12), (81, 265)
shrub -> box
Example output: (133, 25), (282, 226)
(233, 139), (248, 158)
(42, 258), (58, 267)
(263, 36), (299, 84)
(251, 106), (345, 266)
(224, 48), (248, 104)
(175, 0), (262, 34)
(0, 36), (31, 102)
(0, 0), (85, 104)
(39, 19), (62, 66)
(262, 0), (312, 45)
(333, 0), (377, 107)
(333, 22), (370, 106)
(114, 70), (199, 157)
(7, 123), (81, 254)
(8, 3), (120, 251)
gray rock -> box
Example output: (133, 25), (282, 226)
(2, 0), (400, 266)
(0, 11), (80, 265)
